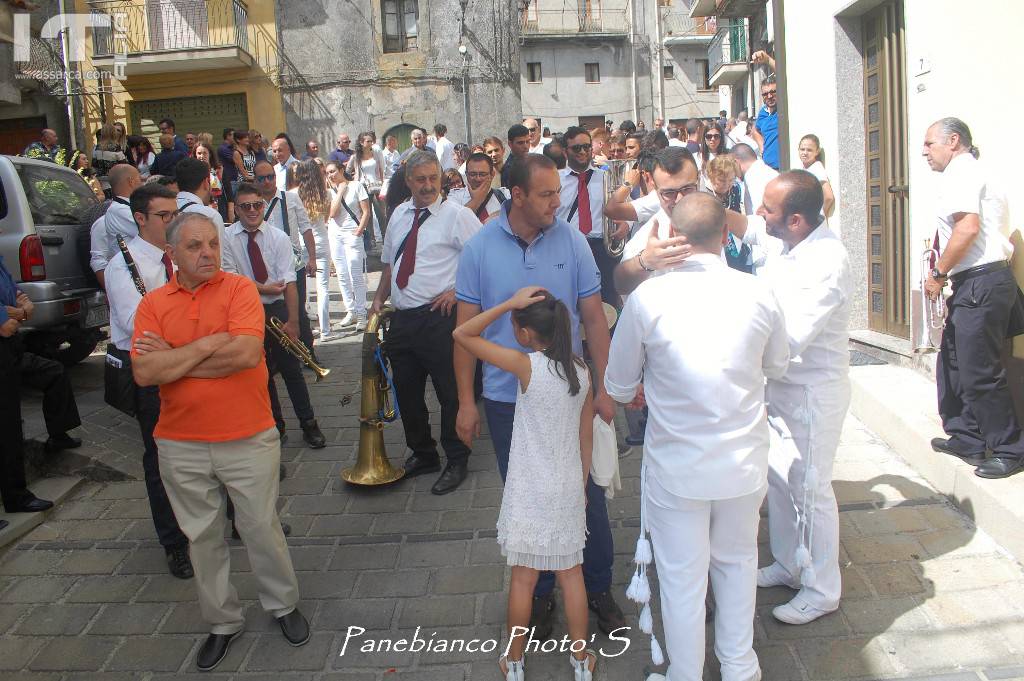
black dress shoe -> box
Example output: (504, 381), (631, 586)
(0, 519), (8, 532)
(276, 608), (310, 646)
(975, 456), (1024, 479)
(44, 433), (82, 454)
(403, 453), (441, 478)
(587, 590), (626, 636)
(931, 437), (986, 465)
(431, 461), (468, 495)
(529, 593), (555, 641)
(5, 496), (54, 513)
(196, 631), (239, 671)
(166, 545), (194, 580)
(300, 419), (326, 449)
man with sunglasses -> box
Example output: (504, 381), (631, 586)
(557, 126), (628, 306)
(753, 75), (780, 170)
(524, 117), (551, 154)
(105, 183), (193, 580)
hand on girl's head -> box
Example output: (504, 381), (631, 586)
(510, 286), (547, 309)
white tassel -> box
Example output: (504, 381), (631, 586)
(626, 571), (651, 604)
(794, 545), (811, 569)
(804, 465), (819, 490)
(639, 603), (654, 634)
(634, 536), (653, 565)
(801, 565), (817, 587)
(650, 635), (665, 666)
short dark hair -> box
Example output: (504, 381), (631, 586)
(254, 158), (275, 174)
(542, 142), (566, 169)
(156, 175), (178, 188)
(646, 129), (669, 151)
(618, 120), (637, 133)
(636, 151), (657, 176)
(732, 143), (757, 161)
(563, 126), (590, 143)
(434, 123), (447, 136)
(653, 147), (697, 175)
(465, 152), (493, 171)
(234, 181), (260, 200)
(778, 170), (824, 225)
(685, 119), (700, 135)
(158, 117), (175, 130)
(275, 132), (296, 156)
(507, 124), (530, 141)
(508, 154), (557, 193)
(174, 157), (211, 193)
(223, 127), (234, 140)
(129, 182), (177, 216)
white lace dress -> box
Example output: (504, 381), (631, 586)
(497, 352), (589, 571)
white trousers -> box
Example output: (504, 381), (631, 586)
(328, 225), (367, 319)
(646, 475), (765, 681)
(157, 427), (300, 634)
(313, 255), (330, 333)
(765, 379), (850, 611)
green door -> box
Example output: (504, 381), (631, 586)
(129, 93), (249, 144)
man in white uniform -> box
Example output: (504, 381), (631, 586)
(432, 124), (456, 171)
(732, 143), (778, 216)
(445, 152), (507, 223)
(606, 193), (789, 681)
(97, 164), (144, 276)
(174, 158), (226, 237)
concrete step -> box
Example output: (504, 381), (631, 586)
(0, 475), (85, 550)
(850, 363), (1024, 563)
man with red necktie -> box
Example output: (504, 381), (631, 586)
(104, 182), (194, 580)
(446, 152), (508, 223)
(371, 150), (483, 495)
(557, 126), (628, 307)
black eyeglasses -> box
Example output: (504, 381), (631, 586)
(569, 144), (592, 153)
(255, 174), (275, 182)
(655, 183), (699, 202)
(237, 201), (265, 211)
(148, 210), (179, 222)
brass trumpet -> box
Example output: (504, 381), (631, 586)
(267, 316), (331, 381)
(914, 240), (946, 353)
(602, 159), (628, 257)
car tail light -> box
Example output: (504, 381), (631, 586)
(63, 300), (81, 317)
(19, 235), (46, 281)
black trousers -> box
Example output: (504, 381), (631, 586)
(295, 268), (315, 355)
(264, 299), (315, 426)
(587, 237), (622, 308)
(135, 384), (188, 550)
(0, 338), (29, 509)
(937, 266), (1024, 459)
(18, 351), (80, 437)
(385, 305), (469, 464)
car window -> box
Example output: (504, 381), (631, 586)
(16, 162), (98, 225)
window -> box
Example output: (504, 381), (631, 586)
(663, 64), (675, 79)
(585, 62), (600, 83)
(696, 59), (711, 90)
(16, 162), (98, 225)
(382, 0), (418, 53)
(527, 62), (543, 83)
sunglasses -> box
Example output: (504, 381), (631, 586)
(255, 174), (275, 182)
(705, 133), (722, 139)
(569, 144), (592, 153)
(526, 127), (539, 132)
(237, 200), (265, 211)
(762, 89), (777, 96)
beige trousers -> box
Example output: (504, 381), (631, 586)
(157, 426), (299, 634)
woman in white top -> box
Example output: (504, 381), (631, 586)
(128, 135), (156, 179)
(292, 159), (333, 339)
(798, 134), (835, 218)
(326, 160), (371, 330)
(347, 131), (387, 247)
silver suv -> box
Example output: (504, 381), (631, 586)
(0, 155), (108, 364)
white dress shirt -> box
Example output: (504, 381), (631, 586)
(102, 196), (137, 262)
(742, 219), (851, 386)
(274, 155), (298, 191)
(176, 191), (226, 235)
(262, 189), (314, 266)
(381, 148), (400, 179)
(557, 166), (606, 237)
(89, 215), (109, 273)
(741, 159), (778, 215)
(434, 136), (456, 171)
(529, 138), (553, 154)
(935, 153), (1011, 274)
(446, 186), (508, 223)
(605, 254), (790, 500)
(221, 222), (297, 304)
(381, 196), (482, 309)
(105, 237), (174, 351)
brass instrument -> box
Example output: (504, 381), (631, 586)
(602, 159), (628, 257)
(266, 316), (331, 381)
(341, 306), (406, 486)
(913, 239), (946, 353)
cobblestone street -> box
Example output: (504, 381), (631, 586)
(2, 287), (1023, 680)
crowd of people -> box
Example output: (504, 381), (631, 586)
(5, 100), (1018, 681)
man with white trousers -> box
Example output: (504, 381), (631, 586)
(728, 170), (853, 624)
(606, 193), (789, 681)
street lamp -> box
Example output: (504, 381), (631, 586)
(459, 0), (472, 142)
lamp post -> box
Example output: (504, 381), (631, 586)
(459, 0), (472, 143)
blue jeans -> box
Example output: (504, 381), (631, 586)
(484, 398), (614, 596)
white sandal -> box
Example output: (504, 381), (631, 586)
(570, 649), (597, 681)
(499, 654), (525, 681)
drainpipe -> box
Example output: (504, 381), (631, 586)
(654, 2), (665, 122)
(628, 0), (638, 122)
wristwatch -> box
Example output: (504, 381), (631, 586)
(621, 181), (633, 189)
(930, 267), (947, 280)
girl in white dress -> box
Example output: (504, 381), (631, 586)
(453, 287), (597, 681)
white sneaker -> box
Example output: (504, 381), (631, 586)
(772, 594), (836, 625)
(339, 313), (356, 327)
(757, 562), (798, 589)
(355, 317), (368, 331)
(499, 656), (525, 681)
(571, 650), (596, 681)
(319, 333), (337, 342)
(645, 675), (667, 681)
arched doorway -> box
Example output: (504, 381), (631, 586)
(382, 123), (420, 152)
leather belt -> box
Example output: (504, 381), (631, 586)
(950, 260), (1008, 286)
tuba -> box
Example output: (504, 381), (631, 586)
(341, 306), (406, 486)
(913, 239), (946, 353)
(267, 317), (331, 381)
(602, 159), (628, 257)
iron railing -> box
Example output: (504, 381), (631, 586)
(91, 0), (249, 57)
(708, 18), (747, 75)
(521, 9), (629, 35)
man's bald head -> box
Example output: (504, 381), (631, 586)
(109, 163), (141, 196)
(670, 193), (726, 251)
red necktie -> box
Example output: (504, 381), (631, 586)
(577, 171), (592, 235)
(246, 230), (269, 283)
(396, 208), (427, 290)
(161, 252), (173, 283)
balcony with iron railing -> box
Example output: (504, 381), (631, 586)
(662, 11), (717, 45)
(708, 18), (748, 87)
(89, 0), (254, 76)
(521, 9), (629, 41)
(689, 0), (767, 19)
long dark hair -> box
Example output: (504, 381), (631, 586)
(701, 120), (727, 165)
(511, 290), (583, 396)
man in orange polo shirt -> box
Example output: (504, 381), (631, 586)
(131, 212), (308, 671)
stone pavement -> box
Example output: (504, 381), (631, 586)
(3, 278), (1024, 679)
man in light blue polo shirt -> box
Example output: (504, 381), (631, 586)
(453, 153), (625, 640)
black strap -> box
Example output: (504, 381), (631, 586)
(567, 169), (593, 223)
(474, 190), (494, 221)
(112, 197), (131, 206)
(338, 189), (360, 225)
(179, 201), (197, 211)
(263, 191), (290, 235)
(395, 208), (431, 261)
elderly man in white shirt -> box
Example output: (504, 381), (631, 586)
(371, 150), (482, 496)
(606, 193), (789, 681)
(271, 136), (299, 192)
(222, 182), (326, 450)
